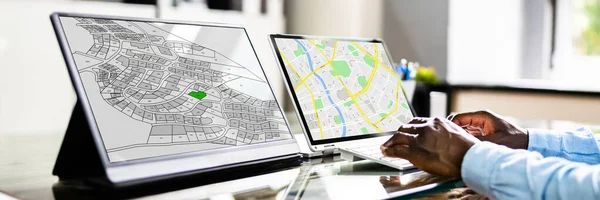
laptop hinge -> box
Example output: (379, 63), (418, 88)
(322, 145), (336, 156)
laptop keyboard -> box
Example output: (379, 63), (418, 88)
(345, 145), (413, 169)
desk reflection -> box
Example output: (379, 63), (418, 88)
(283, 158), (456, 200)
(52, 157), (461, 200)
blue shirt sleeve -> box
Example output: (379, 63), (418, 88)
(528, 128), (600, 165)
(462, 141), (600, 199)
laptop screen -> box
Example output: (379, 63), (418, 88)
(57, 16), (293, 163)
(271, 36), (413, 144)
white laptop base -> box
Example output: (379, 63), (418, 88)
(299, 133), (414, 170)
(295, 135), (339, 158)
(335, 135), (414, 170)
(339, 146), (414, 170)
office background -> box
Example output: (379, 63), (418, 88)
(1, 0), (599, 135)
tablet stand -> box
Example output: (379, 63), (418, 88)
(53, 101), (107, 181)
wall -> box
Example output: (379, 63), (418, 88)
(0, 0), (155, 134)
(521, 0), (553, 79)
(285, 0), (383, 38)
(447, 0), (524, 83)
(382, 0), (448, 79)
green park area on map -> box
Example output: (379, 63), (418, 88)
(188, 91), (207, 100)
(379, 113), (387, 119)
(363, 55), (375, 67)
(330, 60), (351, 77)
(401, 103), (409, 110)
(294, 44), (305, 56)
(315, 98), (324, 109)
(348, 45), (359, 56)
(334, 115), (342, 124)
(360, 127), (369, 134)
(357, 76), (367, 88)
(344, 100), (355, 107)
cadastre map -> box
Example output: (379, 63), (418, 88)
(274, 38), (413, 140)
(59, 17), (291, 162)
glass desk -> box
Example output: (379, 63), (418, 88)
(0, 130), (473, 200)
(134, 157), (461, 200)
(15, 112), (595, 199)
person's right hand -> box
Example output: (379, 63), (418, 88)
(447, 110), (529, 149)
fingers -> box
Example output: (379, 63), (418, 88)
(446, 113), (457, 120)
(397, 123), (429, 135)
(382, 132), (415, 147)
(463, 125), (486, 136)
(382, 144), (414, 159)
(408, 117), (429, 124)
(447, 110), (492, 127)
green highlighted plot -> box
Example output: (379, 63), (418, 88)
(388, 100), (394, 109)
(363, 55), (375, 67)
(357, 76), (367, 88)
(334, 115), (342, 124)
(360, 127), (369, 134)
(401, 103), (409, 110)
(294, 44), (305, 56)
(331, 60), (352, 77)
(188, 91), (207, 100)
(316, 44), (326, 49)
(315, 98), (324, 109)
(343, 100), (355, 107)
(348, 45), (359, 56)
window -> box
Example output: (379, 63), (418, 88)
(572, 0), (600, 56)
(552, 0), (600, 84)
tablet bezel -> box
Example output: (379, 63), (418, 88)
(51, 12), (299, 182)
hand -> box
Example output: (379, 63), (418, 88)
(447, 110), (528, 149)
(379, 173), (447, 192)
(380, 118), (480, 178)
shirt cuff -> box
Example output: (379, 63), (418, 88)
(461, 141), (510, 197)
(527, 129), (562, 157)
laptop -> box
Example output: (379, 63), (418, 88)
(50, 12), (299, 186)
(269, 34), (415, 170)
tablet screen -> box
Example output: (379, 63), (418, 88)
(272, 37), (413, 143)
(58, 16), (292, 162)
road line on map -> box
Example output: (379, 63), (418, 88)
(281, 50), (325, 139)
(293, 61), (330, 91)
(324, 42), (383, 132)
(301, 40), (347, 137)
(331, 41), (338, 60)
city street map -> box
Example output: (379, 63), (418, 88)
(273, 38), (413, 140)
(59, 16), (292, 162)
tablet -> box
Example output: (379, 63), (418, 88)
(51, 12), (298, 185)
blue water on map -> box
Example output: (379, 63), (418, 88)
(294, 39), (347, 137)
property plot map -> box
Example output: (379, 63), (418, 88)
(59, 17), (292, 162)
(274, 38), (413, 140)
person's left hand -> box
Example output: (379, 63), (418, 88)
(380, 117), (480, 177)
